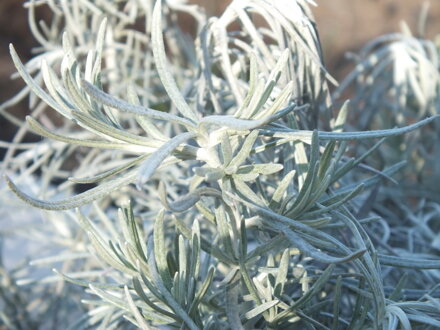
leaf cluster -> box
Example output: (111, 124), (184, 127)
(1, 0), (440, 329)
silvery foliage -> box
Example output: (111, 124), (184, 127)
(333, 6), (440, 279)
(333, 9), (440, 183)
(1, 0), (440, 329)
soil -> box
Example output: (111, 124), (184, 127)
(312, 0), (440, 80)
(0, 1), (50, 155)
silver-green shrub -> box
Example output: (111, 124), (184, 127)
(1, 0), (440, 329)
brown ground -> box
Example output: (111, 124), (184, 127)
(0, 1), (40, 146)
(1, 0), (439, 143)
(313, 0), (440, 80)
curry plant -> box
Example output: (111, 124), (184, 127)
(334, 5), (440, 188)
(1, 0), (440, 329)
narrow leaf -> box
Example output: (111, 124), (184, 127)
(151, 0), (198, 122)
(6, 170), (137, 210)
(154, 210), (173, 290)
(137, 132), (196, 188)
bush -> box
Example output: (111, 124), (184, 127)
(1, 0), (440, 328)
